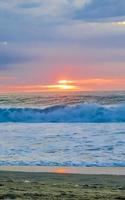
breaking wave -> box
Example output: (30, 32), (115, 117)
(0, 103), (125, 122)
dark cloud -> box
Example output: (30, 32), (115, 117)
(17, 2), (41, 9)
(74, 0), (125, 21)
(0, 49), (34, 69)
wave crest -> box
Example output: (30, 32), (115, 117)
(0, 103), (125, 122)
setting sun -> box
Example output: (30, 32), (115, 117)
(42, 79), (79, 91)
(58, 80), (77, 90)
(58, 84), (77, 90)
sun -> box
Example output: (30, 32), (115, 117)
(42, 79), (79, 92)
(59, 84), (76, 90)
(58, 79), (77, 90)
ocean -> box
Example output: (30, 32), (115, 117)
(0, 91), (125, 166)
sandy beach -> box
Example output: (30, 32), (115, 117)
(0, 167), (125, 199)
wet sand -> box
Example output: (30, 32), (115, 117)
(0, 166), (125, 175)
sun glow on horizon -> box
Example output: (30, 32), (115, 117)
(44, 79), (79, 91)
(112, 21), (125, 26)
(58, 80), (74, 84)
(1, 78), (125, 93)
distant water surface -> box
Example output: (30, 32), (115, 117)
(0, 91), (125, 122)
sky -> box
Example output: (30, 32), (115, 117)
(0, 0), (125, 92)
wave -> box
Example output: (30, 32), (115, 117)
(0, 103), (125, 122)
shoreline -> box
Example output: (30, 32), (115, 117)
(0, 166), (125, 175)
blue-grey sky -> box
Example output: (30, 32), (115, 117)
(0, 0), (125, 92)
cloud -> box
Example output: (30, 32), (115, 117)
(0, 76), (13, 80)
(1, 0), (125, 46)
(74, 0), (125, 21)
(0, 41), (8, 46)
(73, 0), (92, 8)
(0, 0), (125, 21)
(0, 0), (70, 18)
(0, 0), (125, 89)
(0, 46), (36, 70)
(17, 2), (41, 9)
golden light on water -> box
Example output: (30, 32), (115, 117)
(54, 168), (68, 174)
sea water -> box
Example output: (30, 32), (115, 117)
(0, 91), (125, 166)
